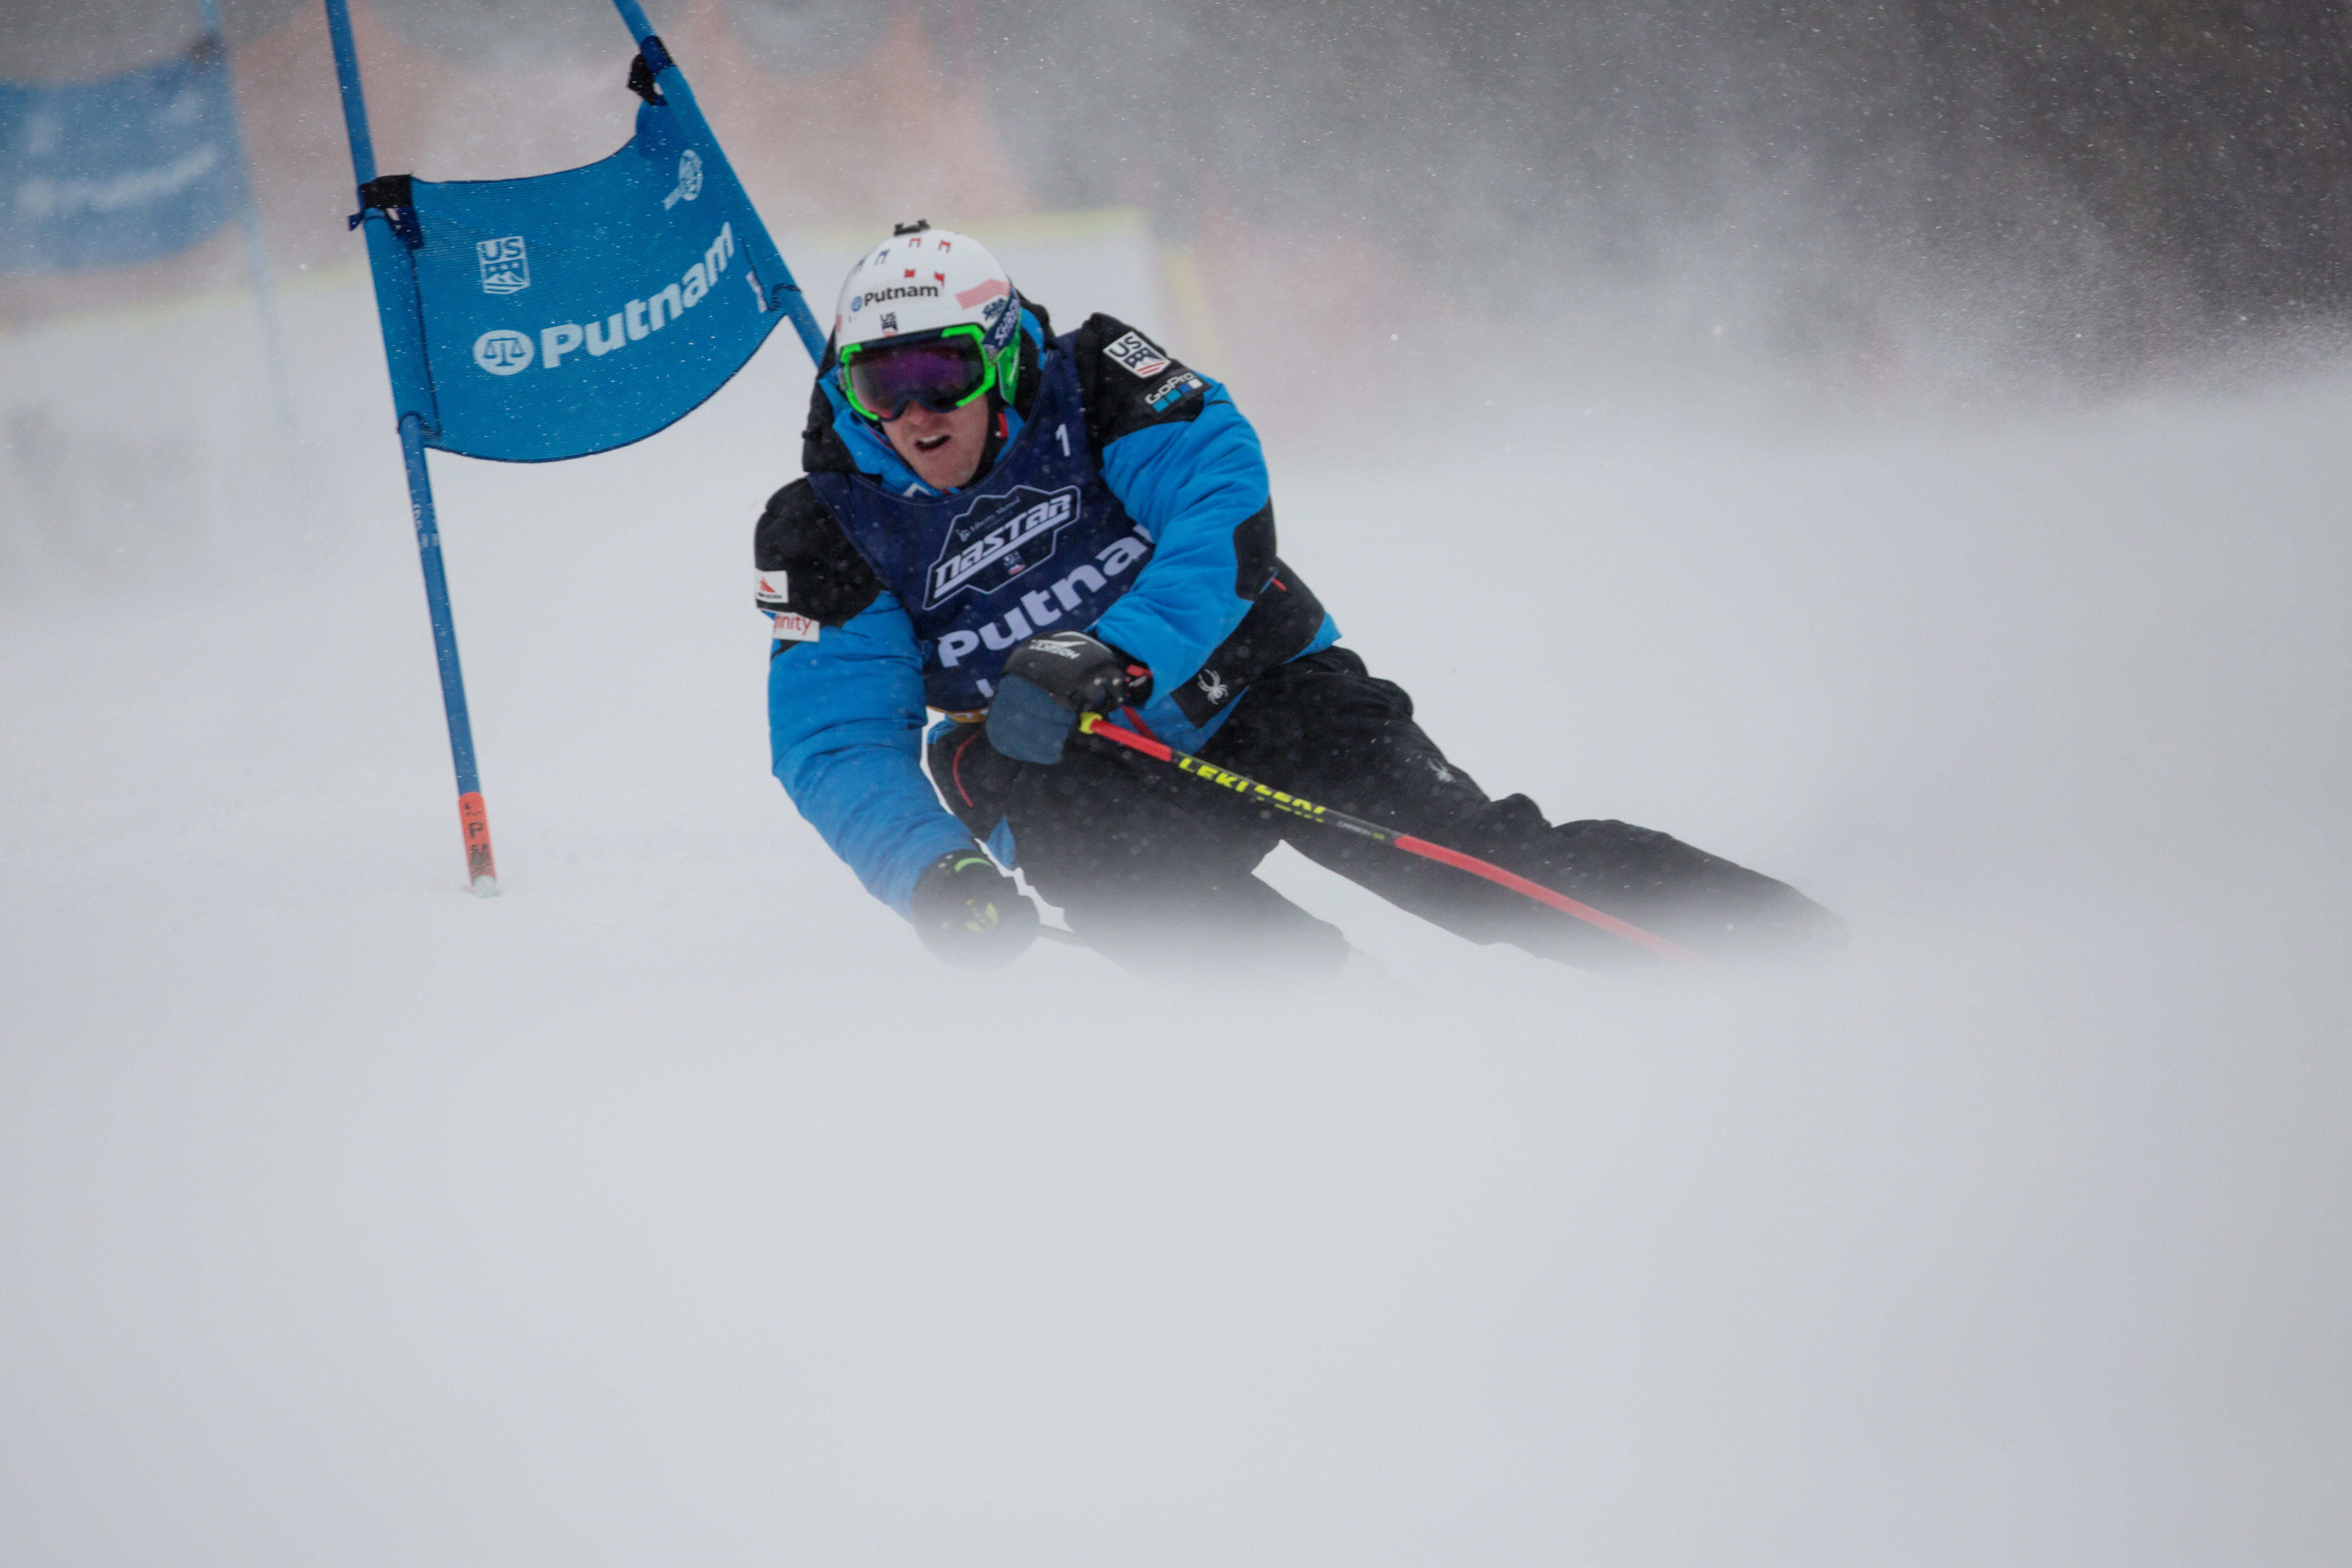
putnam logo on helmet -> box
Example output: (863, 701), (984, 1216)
(469, 223), (742, 377)
(848, 283), (941, 313)
(925, 484), (1081, 609)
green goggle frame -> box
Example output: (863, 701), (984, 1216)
(838, 322), (1022, 423)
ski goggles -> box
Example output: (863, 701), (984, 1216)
(839, 324), (997, 422)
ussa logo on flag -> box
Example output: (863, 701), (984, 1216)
(478, 236), (529, 295)
(663, 149), (703, 210)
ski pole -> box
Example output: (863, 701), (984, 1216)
(1075, 712), (1717, 968)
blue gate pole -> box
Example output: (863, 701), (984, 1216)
(323, 0), (499, 895)
(191, 0), (303, 479)
(607, 0), (828, 363)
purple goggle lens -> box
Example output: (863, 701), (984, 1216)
(844, 335), (991, 421)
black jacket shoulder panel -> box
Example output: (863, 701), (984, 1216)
(1071, 312), (1210, 451)
(800, 361), (860, 477)
(1232, 500), (1277, 597)
(753, 479), (882, 627)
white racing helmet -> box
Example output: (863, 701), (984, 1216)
(831, 221), (1024, 421)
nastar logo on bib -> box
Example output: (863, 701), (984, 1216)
(925, 484), (1082, 609)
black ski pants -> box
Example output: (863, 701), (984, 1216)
(929, 648), (1839, 977)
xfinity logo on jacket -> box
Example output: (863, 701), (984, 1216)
(925, 485), (1080, 608)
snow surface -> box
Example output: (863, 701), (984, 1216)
(4, 275), (2350, 1566)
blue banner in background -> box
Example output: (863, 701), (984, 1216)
(377, 90), (799, 463)
(0, 43), (238, 273)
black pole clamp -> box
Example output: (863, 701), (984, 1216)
(349, 172), (422, 247)
(627, 35), (674, 105)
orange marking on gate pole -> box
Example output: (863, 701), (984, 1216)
(458, 792), (499, 894)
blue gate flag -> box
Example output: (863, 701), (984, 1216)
(0, 42), (238, 273)
(354, 37), (822, 463)
(323, 0), (829, 892)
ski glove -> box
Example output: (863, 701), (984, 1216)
(909, 848), (1038, 969)
(986, 631), (1152, 764)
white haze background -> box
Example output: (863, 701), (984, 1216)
(5, 38), (2352, 1568)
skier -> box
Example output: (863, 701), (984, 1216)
(757, 223), (1840, 973)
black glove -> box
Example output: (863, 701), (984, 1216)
(909, 849), (1038, 969)
(986, 631), (1152, 764)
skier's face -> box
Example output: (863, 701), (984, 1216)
(883, 396), (991, 490)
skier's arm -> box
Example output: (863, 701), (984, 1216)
(1075, 316), (1275, 690)
(759, 484), (977, 916)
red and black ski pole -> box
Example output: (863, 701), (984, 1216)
(1075, 713), (1717, 968)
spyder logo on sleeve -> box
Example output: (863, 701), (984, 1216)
(1103, 330), (1171, 378)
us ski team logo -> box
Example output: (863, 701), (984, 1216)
(477, 236), (529, 294)
(1104, 330), (1170, 378)
(925, 484), (1081, 608)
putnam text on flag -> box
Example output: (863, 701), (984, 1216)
(354, 54), (807, 463)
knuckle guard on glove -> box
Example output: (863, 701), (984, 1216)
(910, 849), (1038, 969)
(985, 631), (1149, 765)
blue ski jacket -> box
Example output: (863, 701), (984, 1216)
(756, 303), (1338, 916)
